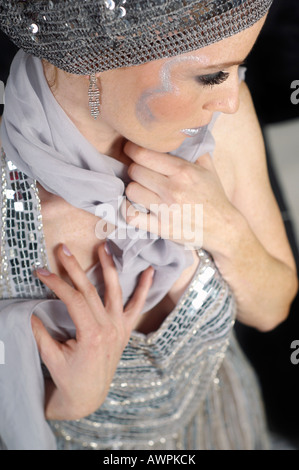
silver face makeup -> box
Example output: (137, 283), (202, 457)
(135, 55), (208, 128)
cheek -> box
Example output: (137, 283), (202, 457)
(102, 82), (139, 127)
(150, 93), (197, 121)
(136, 90), (200, 128)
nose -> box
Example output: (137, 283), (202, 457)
(221, 93), (240, 114)
(203, 74), (240, 115)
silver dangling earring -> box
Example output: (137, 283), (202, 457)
(88, 73), (101, 120)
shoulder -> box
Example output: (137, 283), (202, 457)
(211, 81), (296, 271)
(212, 81), (266, 201)
(213, 80), (262, 145)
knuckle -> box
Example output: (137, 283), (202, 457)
(170, 188), (182, 205)
(84, 283), (98, 299)
(85, 321), (105, 346)
(160, 186), (181, 205)
(88, 330), (103, 349)
(106, 324), (119, 343)
(125, 202), (140, 222)
(180, 165), (193, 181)
(158, 182), (172, 200)
(89, 323), (119, 348)
(71, 290), (85, 307)
(125, 181), (137, 199)
(128, 162), (139, 179)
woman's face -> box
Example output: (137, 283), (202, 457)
(99, 17), (265, 153)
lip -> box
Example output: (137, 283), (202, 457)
(181, 122), (209, 137)
(181, 127), (203, 137)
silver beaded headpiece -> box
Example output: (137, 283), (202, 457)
(0, 0), (272, 75)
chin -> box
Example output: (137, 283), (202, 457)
(144, 136), (186, 154)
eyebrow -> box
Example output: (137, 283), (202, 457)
(203, 59), (246, 70)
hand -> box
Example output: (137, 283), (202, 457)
(123, 142), (237, 253)
(31, 242), (154, 421)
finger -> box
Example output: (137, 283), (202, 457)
(55, 244), (105, 316)
(125, 181), (161, 210)
(124, 141), (184, 176)
(98, 242), (124, 315)
(34, 267), (97, 335)
(124, 266), (154, 327)
(122, 199), (160, 238)
(31, 314), (62, 367)
(128, 162), (166, 194)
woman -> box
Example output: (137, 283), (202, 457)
(0, 0), (297, 450)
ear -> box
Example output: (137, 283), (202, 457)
(83, 73), (101, 80)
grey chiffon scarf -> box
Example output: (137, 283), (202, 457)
(0, 49), (225, 450)
(0, 50), (220, 313)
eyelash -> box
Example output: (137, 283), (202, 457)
(197, 71), (230, 87)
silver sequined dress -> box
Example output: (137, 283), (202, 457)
(0, 149), (269, 450)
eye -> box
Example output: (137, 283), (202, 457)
(196, 71), (230, 87)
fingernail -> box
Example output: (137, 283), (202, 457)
(62, 244), (72, 257)
(104, 241), (111, 255)
(35, 267), (51, 277)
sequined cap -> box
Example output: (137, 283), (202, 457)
(0, 0), (272, 75)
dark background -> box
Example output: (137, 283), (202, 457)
(1, 0), (299, 445)
(237, 0), (299, 444)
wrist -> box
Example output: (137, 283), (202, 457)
(44, 378), (102, 421)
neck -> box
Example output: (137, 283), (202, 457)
(42, 61), (131, 164)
